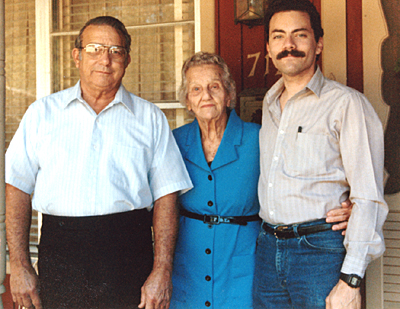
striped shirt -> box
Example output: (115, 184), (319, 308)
(258, 67), (388, 276)
(6, 82), (192, 216)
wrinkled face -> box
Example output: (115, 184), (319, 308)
(72, 25), (131, 93)
(267, 10), (323, 78)
(186, 64), (230, 122)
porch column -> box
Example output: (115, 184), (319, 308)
(0, 0), (6, 307)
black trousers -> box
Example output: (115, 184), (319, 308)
(38, 209), (153, 309)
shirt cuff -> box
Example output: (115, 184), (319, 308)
(340, 254), (370, 277)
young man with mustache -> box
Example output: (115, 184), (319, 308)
(253, 0), (388, 308)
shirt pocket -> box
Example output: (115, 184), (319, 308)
(109, 143), (150, 189)
(284, 133), (332, 177)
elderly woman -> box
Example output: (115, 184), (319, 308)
(170, 52), (350, 309)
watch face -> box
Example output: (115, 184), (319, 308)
(350, 277), (360, 286)
(341, 273), (361, 288)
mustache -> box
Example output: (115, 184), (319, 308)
(276, 49), (306, 60)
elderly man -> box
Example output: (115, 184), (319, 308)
(6, 16), (192, 309)
(253, 0), (388, 308)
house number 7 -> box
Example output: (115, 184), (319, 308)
(247, 52), (270, 77)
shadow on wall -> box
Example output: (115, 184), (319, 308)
(381, 0), (400, 194)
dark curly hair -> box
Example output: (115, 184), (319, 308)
(264, 0), (324, 43)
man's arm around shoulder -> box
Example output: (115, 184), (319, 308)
(6, 184), (42, 309)
(139, 192), (178, 309)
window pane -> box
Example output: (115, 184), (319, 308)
(162, 108), (195, 129)
(53, 0), (194, 32)
(5, 0), (36, 148)
(124, 25), (194, 103)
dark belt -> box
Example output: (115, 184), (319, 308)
(262, 220), (335, 239)
(42, 209), (152, 231)
(180, 208), (260, 226)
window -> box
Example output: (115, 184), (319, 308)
(5, 0), (36, 149)
(5, 0), (38, 258)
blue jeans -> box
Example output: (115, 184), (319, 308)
(252, 219), (345, 309)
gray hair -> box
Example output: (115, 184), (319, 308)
(179, 52), (236, 108)
(75, 16), (131, 53)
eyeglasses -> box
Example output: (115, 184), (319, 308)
(81, 43), (127, 61)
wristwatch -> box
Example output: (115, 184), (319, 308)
(340, 273), (362, 288)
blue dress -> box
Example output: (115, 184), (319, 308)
(170, 110), (261, 309)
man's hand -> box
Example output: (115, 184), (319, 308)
(138, 192), (178, 309)
(10, 264), (42, 309)
(326, 199), (353, 235)
(6, 184), (42, 308)
(138, 268), (173, 309)
(326, 280), (361, 309)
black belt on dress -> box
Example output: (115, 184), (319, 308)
(262, 219), (335, 239)
(180, 208), (261, 226)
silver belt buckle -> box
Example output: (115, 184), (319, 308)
(205, 215), (221, 225)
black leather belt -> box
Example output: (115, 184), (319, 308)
(180, 208), (260, 226)
(262, 220), (335, 239)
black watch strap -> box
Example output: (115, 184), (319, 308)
(340, 273), (362, 288)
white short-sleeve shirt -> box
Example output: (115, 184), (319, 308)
(6, 82), (193, 216)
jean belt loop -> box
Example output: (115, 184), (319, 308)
(293, 224), (300, 238)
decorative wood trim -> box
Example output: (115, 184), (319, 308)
(321, 0), (347, 84)
(362, 0), (390, 128)
(363, 2), (391, 307)
(36, 0), (51, 99)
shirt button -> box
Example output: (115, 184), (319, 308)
(208, 175), (212, 181)
(274, 156), (278, 161)
(205, 275), (211, 281)
(205, 248), (211, 254)
(268, 183), (273, 188)
(270, 211), (274, 216)
(207, 201), (213, 207)
(205, 301), (211, 307)
(279, 129), (285, 134)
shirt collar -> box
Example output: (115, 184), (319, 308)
(265, 66), (324, 109)
(306, 66), (324, 97)
(63, 81), (136, 115)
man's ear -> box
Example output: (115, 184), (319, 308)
(266, 42), (271, 58)
(72, 48), (81, 68)
(316, 37), (324, 56)
(125, 54), (131, 68)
